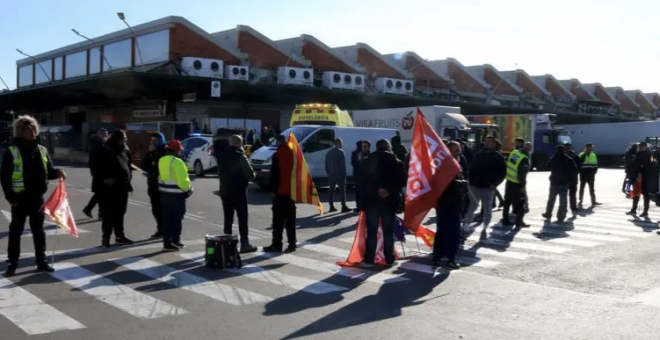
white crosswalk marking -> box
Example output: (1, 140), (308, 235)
(0, 274), (86, 335)
(2, 210), (88, 236)
(51, 262), (188, 319)
(491, 224), (629, 242)
(112, 256), (272, 305)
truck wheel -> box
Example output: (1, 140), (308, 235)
(194, 160), (205, 177)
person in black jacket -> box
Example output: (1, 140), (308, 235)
(564, 142), (581, 216)
(83, 128), (108, 219)
(623, 143), (639, 193)
(543, 145), (578, 222)
(97, 130), (135, 248)
(628, 142), (653, 217)
(464, 137), (507, 230)
(432, 141), (467, 270)
(351, 140), (371, 212)
(218, 135), (258, 253)
(1, 115), (65, 277)
(141, 132), (167, 238)
(359, 139), (406, 267)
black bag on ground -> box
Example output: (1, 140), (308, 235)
(204, 234), (242, 269)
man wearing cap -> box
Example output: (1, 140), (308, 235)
(157, 140), (193, 251)
(564, 142), (581, 216)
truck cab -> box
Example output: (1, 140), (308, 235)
(464, 123), (500, 150)
(534, 114), (571, 169)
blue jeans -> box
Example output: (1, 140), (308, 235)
(160, 193), (186, 245)
(364, 199), (396, 264)
(433, 206), (461, 262)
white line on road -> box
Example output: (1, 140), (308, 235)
(488, 229), (601, 247)
(178, 252), (347, 295)
(112, 256), (272, 306)
(0, 274), (86, 335)
(525, 219), (650, 238)
(51, 262), (188, 319)
(465, 234), (573, 254)
(252, 250), (409, 285)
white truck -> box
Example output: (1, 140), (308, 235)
(562, 121), (660, 167)
(350, 106), (471, 148)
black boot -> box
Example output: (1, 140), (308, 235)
(37, 262), (55, 273)
(4, 263), (18, 277)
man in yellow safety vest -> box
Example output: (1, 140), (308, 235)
(501, 139), (531, 228)
(0, 115), (65, 277)
(578, 143), (600, 207)
(157, 140), (193, 251)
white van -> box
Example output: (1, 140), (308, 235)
(249, 125), (398, 188)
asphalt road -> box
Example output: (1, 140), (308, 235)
(2, 165), (660, 340)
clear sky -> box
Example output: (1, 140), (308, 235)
(1, 0), (658, 92)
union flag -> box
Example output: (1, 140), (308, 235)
(404, 108), (461, 247)
(42, 179), (79, 237)
(288, 132), (324, 215)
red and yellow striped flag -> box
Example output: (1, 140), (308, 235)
(288, 132), (324, 215)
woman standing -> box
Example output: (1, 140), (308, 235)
(97, 130), (135, 248)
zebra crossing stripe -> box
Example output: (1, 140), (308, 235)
(176, 253), (347, 295)
(491, 224), (629, 242)
(112, 256), (272, 305)
(465, 234), (572, 253)
(486, 229), (602, 247)
(0, 274), (86, 335)
(252, 250), (409, 285)
(51, 262), (188, 319)
(526, 215), (653, 232)
(1, 210), (88, 236)
(525, 219), (650, 238)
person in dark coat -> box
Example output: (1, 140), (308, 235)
(351, 140), (371, 212)
(464, 137), (507, 230)
(623, 143), (639, 193)
(359, 139), (407, 267)
(97, 130), (135, 248)
(391, 135), (408, 164)
(263, 135), (297, 253)
(1, 115), (65, 277)
(325, 138), (350, 212)
(141, 132), (167, 238)
(218, 135), (258, 253)
(628, 142), (653, 217)
(432, 141), (467, 270)
(83, 128), (108, 219)
(460, 138), (473, 165)
(543, 145), (578, 222)
(564, 142), (581, 216)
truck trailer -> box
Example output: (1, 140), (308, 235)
(561, 121), (660, 167)
(350, 106), (472, 148)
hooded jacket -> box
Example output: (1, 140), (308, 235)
(468, 149), (507, 189)
(142, 132), (167, 189)
(218, 145), (255, 196)
(548, 145), (577, 185)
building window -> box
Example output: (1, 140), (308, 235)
(35, 60), (52, 84)
(134, 30), (170, 66)
(65, 51), (87, 78)
(103, 39), (131, 71)
(89, 47), (101, 74)
(54, 57), (63, 81)
(17, 65), (33, 87)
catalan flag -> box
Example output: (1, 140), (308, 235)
(288, 132), (324, 215)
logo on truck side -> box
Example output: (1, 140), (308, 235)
(401, 111), (414, 130)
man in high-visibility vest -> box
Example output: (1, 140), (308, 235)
(158, 140), (193, 251)
(0, 115), (66, 277)
(501, 140), (531, 228)
(578, 142), (600, 207)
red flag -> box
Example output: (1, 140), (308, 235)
(404, 108), (461, 247)
(336, 212), (400, 267)
(42, 179), (79, 237)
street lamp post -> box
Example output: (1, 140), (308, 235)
(16, 49), (52, 82)
(71, 28), (113, 72)
(0, 76), (10, 90)
(117, 12), (146, 72)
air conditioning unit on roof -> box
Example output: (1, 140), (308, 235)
(225, 65), (249, 81)
(375, 77), (402, 95)
(322, 71), (365, 92)
(181, 57), (224, 79)
(400, 80), (414, 96)
(277, 67), (314, 87)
